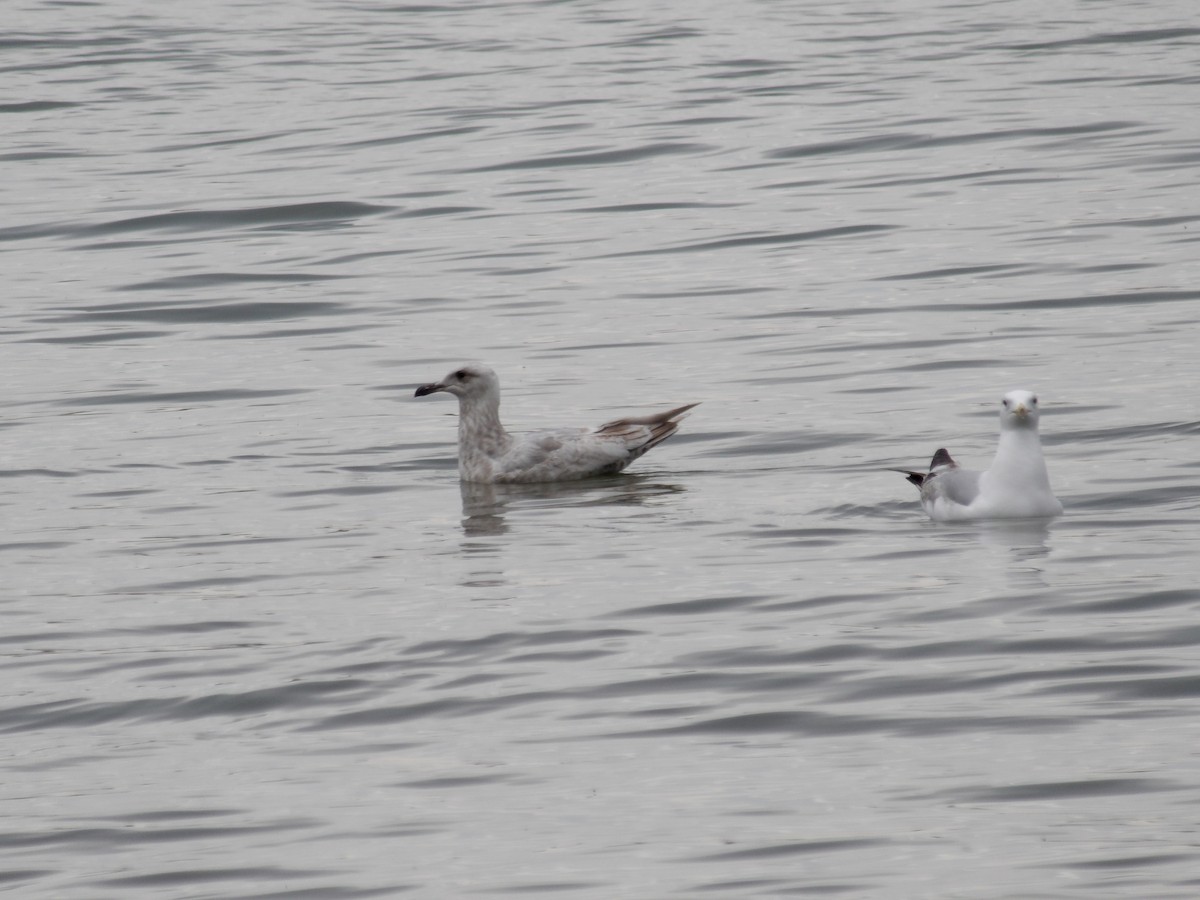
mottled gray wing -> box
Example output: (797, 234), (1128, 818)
(925, 466), (982, 507)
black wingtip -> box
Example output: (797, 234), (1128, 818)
(888, 468), (927, 488)
(930, 448), (955, 469)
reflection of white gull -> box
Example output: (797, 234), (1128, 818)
(415, 364), (697, 483)
(894, 390), (1063, 522)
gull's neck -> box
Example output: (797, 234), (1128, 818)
(990, 424), (1051, 488)
(456, 391), (511, 475)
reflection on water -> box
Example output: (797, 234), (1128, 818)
(460, 480), (510, 537)
(459, 476), (688, 536)
(976, 518), (1055, 589)
(976, 518), (1053, 556)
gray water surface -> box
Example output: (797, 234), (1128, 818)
(4, 0), (1200, 897)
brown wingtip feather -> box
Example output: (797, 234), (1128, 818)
(595, 402), (698, 459)
(598, 402), (699, 430)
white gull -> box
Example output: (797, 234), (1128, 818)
(894, 389), (1063, 522)
(414, 363), (697, 484)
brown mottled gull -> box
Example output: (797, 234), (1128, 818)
(414, 363), (697, 484)
(894, 389), (1063, 522)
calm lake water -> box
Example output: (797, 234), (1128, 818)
(4, 0), (1200, 897)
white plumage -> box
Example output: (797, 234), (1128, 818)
(895, 389), (1063, 522)
(414, 364), (696, 484)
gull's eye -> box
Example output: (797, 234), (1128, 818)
(1031, 396), (1038, 405)
(1003, 398), (1010, 408)
(454, 369), (471, 381)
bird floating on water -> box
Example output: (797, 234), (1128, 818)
(894, 389), (1063, 522)
(414, 363), (697, 484)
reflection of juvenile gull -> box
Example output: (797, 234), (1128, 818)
(894, 390), (1063, 522)
(415, 363), (697, 483)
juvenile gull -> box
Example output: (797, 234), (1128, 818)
(894, 389), (1063, 522)
(414, 363), (697, 484)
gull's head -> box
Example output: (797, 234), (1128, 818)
(1000, 389), (1040, 428)
(414, 363), (499, 402)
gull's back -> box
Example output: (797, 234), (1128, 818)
(492, 404), (697, 484)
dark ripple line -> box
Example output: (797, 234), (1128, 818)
(0, 202), (393, 244)
(1059, 588), (1200, 614)
(390, 205), (486, 218)
(341, 126), (483, 149)
(1061, 853), (1195, 870)
(887, 629), (1200, 657)
(1074, 213), (1200, 230)
(0, 822), (301, 849)
(996, 27), (1200, 51)
(768, 121), (1139, 159)
(1063, 484), (1200, 511)
(918, 777), (1175, 804)
(0, 680), (370, 733)
(600, 710), (1076, 739)
(462, 141), (711, 172)
(587, 671), (824, 700)
(58, 388), (304, 407)
(749, 289), (1200, 319)
(217, 321), (357, 340)
(0, 871), (53, 886)
(0, 36), (136, 50)
(276, 484), (414, 498)
(1041, 675), (1200, 701)
(807, 335), (1006, 355)
(403, 628), (640, 662)
(305, 695), (553, 731)
(888, 358), (1009, 373)
(1046, 420), (1200, 442)
(53, 300), (345, 324)
(629, 286), (774, 300)
(402, 775), (513, 789)
(593, 224), (895, 259)
(113, 572), (292, 591)
(675, 627), (1200, 667)
(96, 866), (333, 888)
(844, 165), (1049, 189)
(0, 620), (261, 646)
(0, 100), (80, 113)
(614, 26), (704, 47)
(490, 883), (606, 895)
(875, 263), (1027, 281)
(116, 272), (345, 292)
(569, 202), (737, 214)
(0, 469), (82, 478)
(82, 201), (394, 236)
(688, 878), (790, 892)
(601, 594), (770, 618)
(20, 329), (173, 344)
(222, 887), (404, 899)
(105, 807), (240, 821)
(830, 664), (1177, 704)
(152, 132), (289, 153)
(692, 838), (887, 862)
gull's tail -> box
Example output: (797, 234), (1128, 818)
(596, 402), (699, 459)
